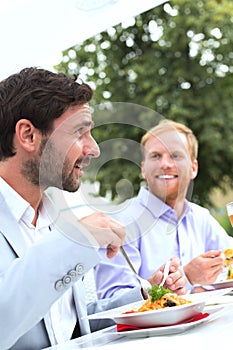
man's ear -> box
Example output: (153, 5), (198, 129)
(141, 161), (146, 180)
(15, 119), (38, 152)
(191, 159), (198, 180)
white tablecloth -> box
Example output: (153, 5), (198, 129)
(44, 295), (233, 350)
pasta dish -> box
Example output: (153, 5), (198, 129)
(136, 293), (192, 312)
(123, 286), (192, 314)
(224, 248), (233, 280)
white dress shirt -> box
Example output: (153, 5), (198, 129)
(0, 177), (77, 346)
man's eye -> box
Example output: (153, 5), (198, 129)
(76, 128), (84, 136)
(151, 154), (159, 159)
(171, 153), (180, 159)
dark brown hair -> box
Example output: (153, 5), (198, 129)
(0, 67), (93, 160)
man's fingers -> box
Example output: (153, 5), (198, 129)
(80, 213), (126, 254)
(106, 244), (119, 258)
(110, 222), (125, 246)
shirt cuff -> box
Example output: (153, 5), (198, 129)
(180, 265), (193, 293)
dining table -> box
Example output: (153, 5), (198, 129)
(43, 289), (233, 350)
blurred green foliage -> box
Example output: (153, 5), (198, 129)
(211, 209), (233, 237)
(55, 0), (233, 208)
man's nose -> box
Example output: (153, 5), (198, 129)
(84, 135), (100, 158)
(160, 154), (173, 168)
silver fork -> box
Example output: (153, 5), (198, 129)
(120, 246), (152, 293)
(159, 259), (171, 287)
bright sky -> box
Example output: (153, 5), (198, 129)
(0, 0), (166, 80)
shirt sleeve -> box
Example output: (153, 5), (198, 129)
(94, 242), (143, 299)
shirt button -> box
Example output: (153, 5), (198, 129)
(55, 280), (64, 291)
(63, 274), (72, 285)
(68, 269), (78, 280)
(75, 263), (84, 274)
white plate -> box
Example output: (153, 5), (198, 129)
(88, 297), (205, 328)
(113, 306), (225, 338)
(186, 287), (233, 305)
(207, 279), (233, 290)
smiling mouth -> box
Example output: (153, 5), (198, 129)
(74, 163), (81, 169)
(156, 175), (178, 179)
(74, 158), (90, 170)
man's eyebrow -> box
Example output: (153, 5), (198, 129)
(148, 150), (159, 154)
(77, 120), (94, 128)
(86, 120), (95, 127)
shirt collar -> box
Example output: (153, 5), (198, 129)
(0, 177), (59, 226)
(0, 177), (33, 223)
(138, 186), (170, 217)
(138, 186), (191, 221)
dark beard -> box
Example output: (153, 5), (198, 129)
(21, 137), (80, 192)
(62, 166), (80, 192)
(21, 138), (48, 187)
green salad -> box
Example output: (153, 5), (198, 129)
(148, 285), (173, 303)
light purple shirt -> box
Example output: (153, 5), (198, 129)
(94, 187), (233, 297)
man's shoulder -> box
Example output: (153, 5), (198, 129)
(187, 201), (219, 225)
(110, 196), (140, 217)
(188, 201), (210, 214)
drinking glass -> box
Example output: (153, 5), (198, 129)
(224, 202), (233, 280)
(226, 202), (233, 227)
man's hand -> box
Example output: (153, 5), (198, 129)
(183, 250), (225, 285)
(147, 257), (187, 295)
(80, 212), (125, 258)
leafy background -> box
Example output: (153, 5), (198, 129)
(55, 0), (233, 234)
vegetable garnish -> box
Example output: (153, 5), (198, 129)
(148, 285), (173, 303)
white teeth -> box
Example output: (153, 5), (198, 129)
(157, 175), (175, 179)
